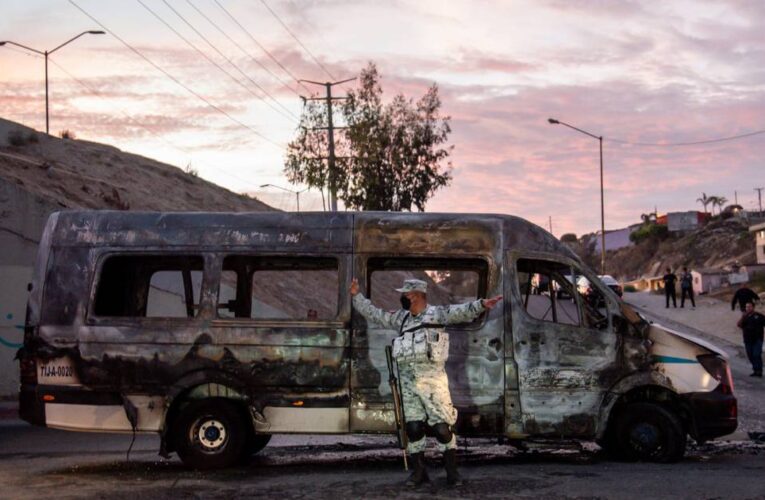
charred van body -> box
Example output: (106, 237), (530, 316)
(18, 211), (737, 468)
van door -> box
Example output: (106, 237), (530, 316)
(510, 254), (618, 437)
(350, 256), (505, 436)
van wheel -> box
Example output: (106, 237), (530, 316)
(614, 402), (686, 463)
(173, 398), (246, 470)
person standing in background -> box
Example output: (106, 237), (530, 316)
(680, 267), (695, 309)
(663, 267), (678, 308)
(737, 301), (764, 377)
(732, 286), (760, 312)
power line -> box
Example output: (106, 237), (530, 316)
(136, 0), (296, 123)
(185, 0), (300, 98)
(606, 128), (765, 147)
(160, 0), (298, 120)
(259, 0), (336, 81)
(48, 57), (268, 191)
(214, 0), (313, 95)
(300, 78), (355, 211)
(68, 0), (284, 149)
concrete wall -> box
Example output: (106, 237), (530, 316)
(0, 178), (60, 397)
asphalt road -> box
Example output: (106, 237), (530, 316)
(1, 421), (764, 499)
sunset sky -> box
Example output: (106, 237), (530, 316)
(2, 0), (764, 236)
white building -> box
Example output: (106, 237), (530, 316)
(667, 211), (707, 232)
(750, 222), (765, 264)
(593, 224), (641, 253)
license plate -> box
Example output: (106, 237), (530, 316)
(38, 357), (79, 385)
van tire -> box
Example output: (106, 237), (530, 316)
(614, 402), (686, 463)
(173, 398), (247, 470)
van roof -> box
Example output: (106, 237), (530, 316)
(44, 210), (579, 259)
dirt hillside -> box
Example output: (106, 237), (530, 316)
(0, 117), (272, 212)
(572, 218), (756, 281)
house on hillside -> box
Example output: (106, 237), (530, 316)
(593, 223), (641, 253)
(751, 221), (765, 264)
(656, 211), (710, 232)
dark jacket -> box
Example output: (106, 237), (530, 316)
(663, 273), (677, 290)
(680, 272), (693, 290)
(731, 288), (759, 311)
(738, 311), (765, 343)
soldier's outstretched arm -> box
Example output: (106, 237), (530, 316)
(437, 295), (503, 324)
(350, 278), (406, 330)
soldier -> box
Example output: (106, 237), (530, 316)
(350, 277), (502, 487)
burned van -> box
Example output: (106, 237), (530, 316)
(18, 211), (736, 468)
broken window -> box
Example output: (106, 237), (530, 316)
(217, 256), (339, 320)
(368, 257), (487, 324)
(93, 255), (203, 318)
(516, 258), (608, 330)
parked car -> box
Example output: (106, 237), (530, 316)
(578, 275), (623, 300)
(598, 275), (623, 297)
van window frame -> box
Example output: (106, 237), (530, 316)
(86, 251), (208, 326)
(511, 252), (613, 332)
(365, 256), (490, 331)
(212, 252), (346, 326)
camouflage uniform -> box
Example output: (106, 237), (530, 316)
(352, 288), (485, 454)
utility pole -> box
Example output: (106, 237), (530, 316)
(548, 216), (553, 235)
(756, 187), (764, 216)
(548, 118), (606, 274)
(300, 78), (355, 211)
(734, 190), (738, 205)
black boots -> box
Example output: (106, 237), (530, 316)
(405, 452), (430, 487)
(405, 450), (463, 488)
(444, 449), (463, 487)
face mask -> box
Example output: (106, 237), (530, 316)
(400, 295), (411, 310)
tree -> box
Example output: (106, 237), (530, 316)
(640, 211), (657, 224)
(560, 233), (578, 243)
(696, 193), (711, 213)
(714, 196), (728, 214)
(285, 62), (453, 211)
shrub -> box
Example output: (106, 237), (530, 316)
(60, 129), (76, 140)
(184, 163), (199, 177)
(623, 284), (637, 293)
(7, 130), (26, 146)
(560, 233), (578, 243)
(629, 223), (668, 244)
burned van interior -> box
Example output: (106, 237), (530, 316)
(93, 255), (203, 318)
(516, 258), (608, 330)
(217, 256), (339, 320)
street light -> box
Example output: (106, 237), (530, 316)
(0, 30), (105, 134)
(260, 184), (310, 212)
(548, 117), (606, 275)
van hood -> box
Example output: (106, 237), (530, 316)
(648, 321), (729, 360)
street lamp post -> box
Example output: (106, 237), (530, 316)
(260, 184), (310, 212)
(548, 118), (606, 275)
(0, 31), (105, 134)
